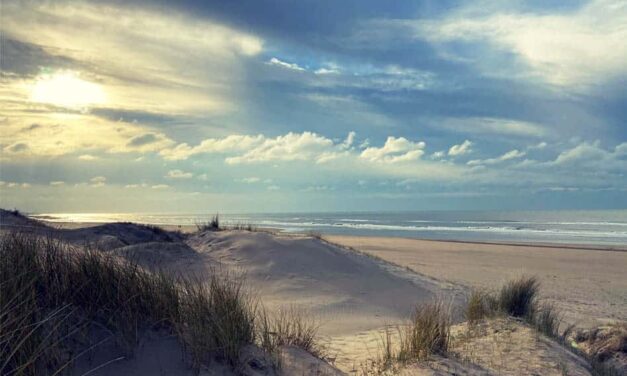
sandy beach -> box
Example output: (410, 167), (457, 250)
(327, 235), (627, 328)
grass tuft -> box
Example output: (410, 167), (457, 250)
(397, 300), (450, 363)
(465, 289), (498, 324)
(533, 302), (562, 338)
(196, 214), (220, 232)
(258, 307), (322, 359)
(498, 276), (539, 319)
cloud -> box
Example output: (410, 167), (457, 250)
(128, 133), (159, 147)
(267, 57), (305, 71)
(412, 0), (627, 86)
(78, 154), (98, 161)
(50, 181), (65, 186)
(529, 142), (548, 150)
(314, 67), (340, 75)
(160, 135), (265, 161)
(448, 140), (472, 156)
(151, 184), (170, 189)
(4, 142), (29, 153)
(225, 132), (336, 164)
(1, 114), (176, 159)
(551, 141), (627, 170)
(166, 169), (193, 179)
(468, 149), (526, 166)
(158, 131), (463, 181)
(341, 131), (356, 149)
(267, 185), (280, 191)
(1, 182), (32, 188)
(90, 176), (106, 187)
(239, 177), (261, 183)
(2, 1), (264, 120)
(439, 117), (547, 138)
(360, 136), (426, 163)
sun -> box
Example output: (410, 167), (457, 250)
(30, 71), (106, 109)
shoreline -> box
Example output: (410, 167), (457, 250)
(39, 219), (627, 252)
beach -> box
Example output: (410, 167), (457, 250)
(3, 209), (626, 375)
(327, 236), (627, 329)
(40, 219), (627, 328)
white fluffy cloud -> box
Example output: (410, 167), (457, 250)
(160, 135), (265, 161)
(360, 136), (425, 163)
(448, 140), (472, 156)
(226, 132), (336, 164)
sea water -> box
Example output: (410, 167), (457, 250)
(31, 210), (627, 247)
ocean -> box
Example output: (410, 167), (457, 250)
(31, 210), (627, 247)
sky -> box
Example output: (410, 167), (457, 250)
(0, 0), (626, 213)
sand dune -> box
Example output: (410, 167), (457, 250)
(186, 230), (460, 336)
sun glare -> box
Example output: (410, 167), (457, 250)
(30, 71), (106, 109)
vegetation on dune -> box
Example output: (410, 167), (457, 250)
(464, 276), (564, 337)
(0, 232), (322, 375)
(196, 214), (221, 232)
(258, 307), (322, 359)
(462, 276), (625, 376)
(195, 214), (259, 232)
(374, 299), (451, 372)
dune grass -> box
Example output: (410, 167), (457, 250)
(0, 232), (259, 374)
(196, 214), (221, 232)
(465, 276), (542, 322)
(258, 307), (322, 359)
(375, 299), (451, 371)
(399, 300), (451, 361)
(0, 231), (326, 374)
(497, 276), (540, 319)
